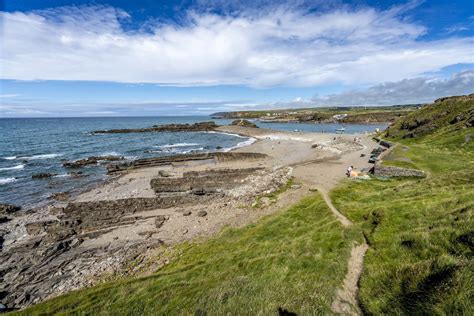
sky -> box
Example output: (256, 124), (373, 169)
(0, 0), (473, 117)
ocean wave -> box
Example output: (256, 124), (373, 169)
(0, 164), (25, 171)
(100, 151), (122, 157)
(0, 177), (17, 185)
(3, 156), (17, 160)
(154, 143), (200, 148)
(222, 137), (257, 152)
(54, 173), (69, 178)
(20, 153), (63, 160)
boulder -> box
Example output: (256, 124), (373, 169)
(197, 210), (207, 217)
(0, 204), (21, 215)
(231, 119), (258, 128)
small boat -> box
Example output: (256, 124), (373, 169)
(335, 127), (346, 133)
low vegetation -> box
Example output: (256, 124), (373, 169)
(18, 194), (360, 315)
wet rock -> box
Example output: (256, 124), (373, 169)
(230, 119), (258, 128)
(93, 121), (219, 134)
(32, 173), (56, 179)
(48, 192), (70, 202)
(0, 204), (21, 215)
(63, 156), (124, 168)
(197, 210), (207, 217)
(0, 216), (11, 224)
(107, 152), (267, 173)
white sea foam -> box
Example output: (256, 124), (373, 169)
(0, 164), (25, 171)
(155, 143), (200, 148)
(54, 173), (69, 178)
(21, 153), (63, 160)
(100, 151), (122, 157)
(3, 156), (17, 160)
(0, 177), (17, 185)
(222, 137), (257, 152)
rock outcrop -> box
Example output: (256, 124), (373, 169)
(63, 156), (124, 168)
(93, 121), (219, 134)
(230, 119), (258, 128)
(107, 152), (267, 173)
(0, 204), (21, 215)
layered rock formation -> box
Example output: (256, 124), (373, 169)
(93, 121), (219, 134)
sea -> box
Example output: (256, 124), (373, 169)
(0, 117), (387, 207)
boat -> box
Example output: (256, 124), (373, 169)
(335, 127), (346, 133)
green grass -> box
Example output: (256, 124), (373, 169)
(253, 177), (294, 208)
(330, 139), (474, 315)
(18, 193), (360, 315)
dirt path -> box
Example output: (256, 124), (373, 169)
(318, 190), (368, 315)
(318, 188), (352, 227)
(331, 242), (369, 315)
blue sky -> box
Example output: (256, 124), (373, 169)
(1, 0), (473, 117)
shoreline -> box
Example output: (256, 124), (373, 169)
(1, 125), (380, 310)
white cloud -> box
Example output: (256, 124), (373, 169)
(310, 69), (474, 105)
(1, 3), (473, 87)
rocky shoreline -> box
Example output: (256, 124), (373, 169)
(0, 124), (380, 311)
(0, 150), (289, 309)
(93, 121), (219, 134)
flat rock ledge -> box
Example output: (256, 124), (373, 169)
(93, 121), (219, 134)
(107, 152), (267, 173)
(371, 165), (425, 178)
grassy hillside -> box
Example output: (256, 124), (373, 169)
(331, 95), (474, 314)
(385, 94), (474, 148)
(17, 195), (360, 315)
(212, 104), (418, 123)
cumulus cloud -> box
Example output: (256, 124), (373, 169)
(311, 69), (474, 105)
(1, 3), (473, 87)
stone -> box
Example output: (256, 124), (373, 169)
(291, 184), (302, 189)
(308, 188), (318, 192)
(0, 204), (21, 215)
(182, 211), (192, 216)
(155, 215), (168, 228)
(158, 170), (172, 177)
(32, 173), (56, 179)
(181, 228), (188, 234)
(197, 210), (207, 217)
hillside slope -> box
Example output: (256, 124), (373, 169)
(385, 94), (474, 148)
